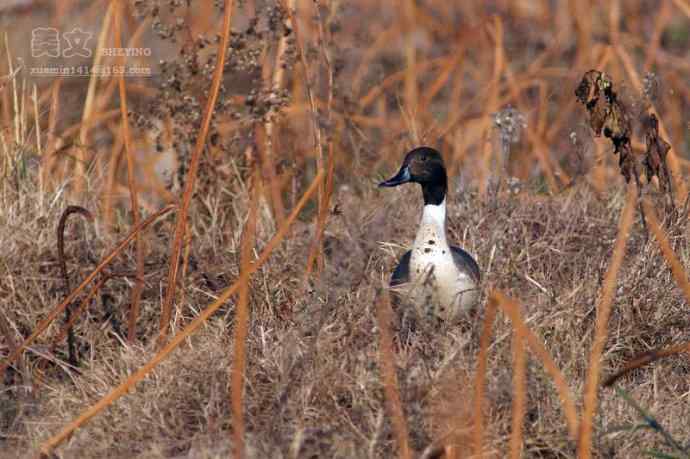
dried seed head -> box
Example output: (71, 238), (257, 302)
(642, 72), (660, 102)
(493, 106), (527, 145)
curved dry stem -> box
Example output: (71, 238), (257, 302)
(57, 205), (94, 366)
(603, 341), (690, 387)
(37, 169), (324, 457)
(0, 204), (176, 379)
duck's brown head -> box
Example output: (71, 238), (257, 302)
(379, 146), (447, 205)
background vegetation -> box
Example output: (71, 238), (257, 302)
(0, 0), (689, 457)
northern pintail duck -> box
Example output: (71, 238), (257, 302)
(379, 147), (480, 322)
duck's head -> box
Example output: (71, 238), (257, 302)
(379, 146), (447, 205)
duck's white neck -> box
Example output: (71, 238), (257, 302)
(421, 198), (446, 227)
(415, 198), (448, 246)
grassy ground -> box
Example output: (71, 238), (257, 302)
(1, 1), (690, 458)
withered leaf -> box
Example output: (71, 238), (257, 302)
(575, 69), (635, 183)
(642, 113), (671, 189)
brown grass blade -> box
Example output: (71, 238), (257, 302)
(643, 1), (671, 71)
(359, 56), (448, 109)
(302, 0), (337, 279)
(112, 0), (144, 344)
(402, 0), (418, 112)
(255, 120), (284, 226)
(503, 64), (561, 193)
(0, 309), (23, 382)
(58, 109), (120, 142)
(103, 132), (124, 228)
(280, 0), (325, 224)
(479, 16), (503, 197)
(603, 341), (690, 387)
(94, 15), (152, 114)
(376, 290), (411, 459)
(491, 290), (580, 440)
(578, 183), (638, 459)
(510, 320), (527, 459)
(303, 145), (336, 282)
(32, 83), (41, 187)
(419, 46), (462, 114)
(642, 197), (690, 302)
(37, 169), (325, 457)
(670, 0), (690, 19)
(0, 204), (176, 379)
(41, 78), (62, 187)
(75, 1), (114, 197)
(230, 169), (259, 459)
(158, 0), (235, 347)
(351, 26), (400, 96)
(472, 296), (498, 459)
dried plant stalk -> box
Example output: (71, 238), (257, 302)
(479, 17), (503, 197)
(491, 290), (580, 439)
(260, 0), (295, 225)
(472, 296), (498, 459)
(112, 0), (144, 344)
(230, 169), (259, 459)
(0, 310), (23, 382)
(510, 325), (527, 459)
(304, 0), (336, 280)
(74, 2), (114, 197)
(604, 341), (690, 387)
(641, 197), (690, 305)
(32, 84), (41, 192)
(359, 56), (445, 109)
(42, 78), (62, 187)
(671, 0), (690, 18)
(402, 0), (418, 112)
(280, 0), (325, 221)
(578, 183), (638, 459)
(158, 0), (235, 347)
(57, 205), (94, 366)
(103, 131), (124, 228)
(376, 290), (411, 459)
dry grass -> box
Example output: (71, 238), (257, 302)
(1, 1), (690, 458)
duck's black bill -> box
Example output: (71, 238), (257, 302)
(379, 166), (411, 187)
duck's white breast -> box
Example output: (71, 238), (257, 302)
(407, 200), (478, 320)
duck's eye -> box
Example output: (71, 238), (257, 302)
(420, 156), (427, 161)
